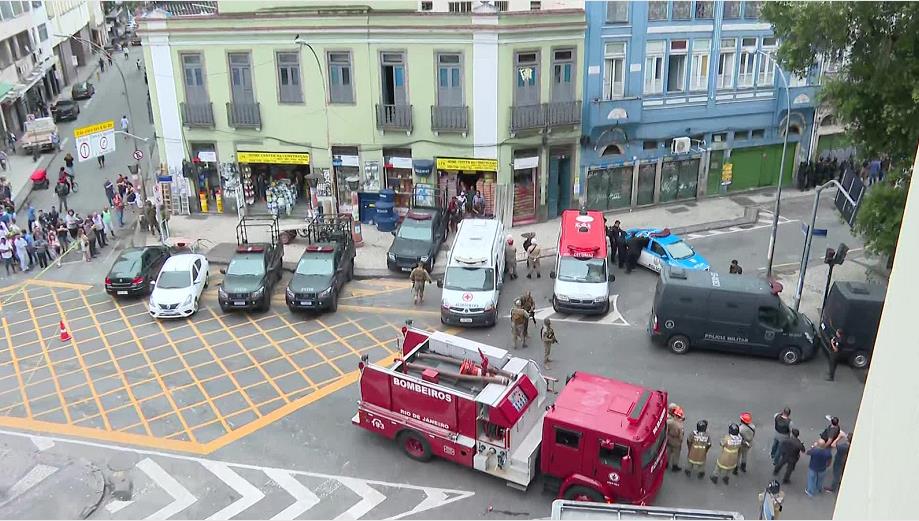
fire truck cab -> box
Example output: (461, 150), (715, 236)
(354, 326), (668, 505)
(550, 209), (613, 315)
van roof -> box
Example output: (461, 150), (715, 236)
(549, 372), (666, 443)
(449, 219), (501, 266)
(559, 209), (607, 259)
(661, 267), (780, 295)
(833, 281), (886, 303)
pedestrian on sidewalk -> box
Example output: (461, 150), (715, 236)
(540, 317), (557, 367)
(113, 192), (125, 227)
(773, 428), (805, 484)
(6, 131), (15, 152)
(102, 207), (114, 239)
(103, 178), (115, 206)
(65, 210), (79, 240)
(607, 219), (623, 267)
(826, 329), (844, 381)
(0, 149), (8, 171)
(24, 230), (35, 266)
(83, 217), (97, 257)
(730, 259), (743, 274)
(116, 174), (127, 197)
(79, 229), (91, 262)
(0, 236), (13, 275)
(107, 53), (113, 68)
(13, 233), (28, 272)
(504, 235), (517, 280)
(771, 407), (793, 466)
(97, 153), (106, 168)
(26, 203), (36, 234)
(144, 201), (158, 236)
(55, 180), (70, 212)
(409, 261), (432, 305)
(123, 47), (129, 60)
(120, 115), (130, 141)
(92, 212), (107, 247)
(34, 233), (48, 269)
(805, 439), (832, 497)
(737, 412), (755, 474)
(47, 229), (61, 264)
(98, 56), (105, 73)
(136, 58), (142, 71)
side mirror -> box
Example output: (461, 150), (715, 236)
(436, 279), (443, 288)
(219, 268), (226, 274)
(549, 271), (557, 279)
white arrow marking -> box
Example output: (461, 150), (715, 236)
(136, 458), (196, 520)
(265, 469), (320, 520)
(334, 477), (386, 520)
(29, 436), (54, 451)
(506, 296), (629, 327)
(0, 464), (58, 508)
(202, 461), (265, 520)
(386, 487), (476, 521)
(105, 500), (134, 514)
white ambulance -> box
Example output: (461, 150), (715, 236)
(437, 218), (505, 327)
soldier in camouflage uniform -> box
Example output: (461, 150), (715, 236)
(685, 419), (711, 479)
(540, 317), (557, 367)
(510, 299), (529, 349)
(409, 262), (433, 305)
(519, 290), (536, 337)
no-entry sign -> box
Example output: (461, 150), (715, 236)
(73, 120), (116, 162)
(133, 149), (144, 160)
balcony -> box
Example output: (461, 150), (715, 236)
(546, 100), (581, 127)
(430, 105), (468, 133)
(510, 101), (582, 132)
(181, 102), (215, 128)
(376, 104), (413, 132)
(226, 101), (261, 129)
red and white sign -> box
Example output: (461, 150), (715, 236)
(133, 149), (144, 160)
(462, 292), (473, 302)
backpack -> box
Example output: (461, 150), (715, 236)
(55, 182), (70, 197)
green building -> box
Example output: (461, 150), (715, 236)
(142, 1), (584, 224)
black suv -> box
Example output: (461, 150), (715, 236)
(105, 245), (170, 296)
(218, 217), (284, 312)
(287, 215), (356, 313)
(386, 208), (447, 272)
(51, 99), (80, 122)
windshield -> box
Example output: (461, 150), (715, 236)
(663, 240), (695, 260)
(780, 301), (799, 328)
(557, 256), (607, 283)
(396, 219), (432, 241)
(226, 255), (265, 276)
(642, 423), (666, 468)
(157, 270), (191, 289)
(110, 251), (143, 275)
(295, 255), (334, 275)
(444, 267), (494, 292)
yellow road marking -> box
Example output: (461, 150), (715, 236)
(185, 316), (260, 416)
(273, 312), (345, 378)
(337, 303), (441, 316)
(1, 317), (31, 418)
(24, 279), (93, 291)
(23, 289), (72, 424)
(242, 313), (317, 389)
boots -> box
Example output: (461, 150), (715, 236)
(710, 476), (718, 484)
(740, 463), (747, 473)
(722, 476), (729, 485)
(670, 464), (682, 472)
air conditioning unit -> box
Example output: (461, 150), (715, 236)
(672, 137), (691, 154)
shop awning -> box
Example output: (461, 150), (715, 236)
(237, 151), (310, 165)
(413, 159), (434, 176)
(435, 157), (498, 172)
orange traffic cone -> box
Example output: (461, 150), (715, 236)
(59, 320), (71, 342)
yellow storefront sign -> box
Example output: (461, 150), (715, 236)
(721, 162), (734, 185)
(436, 157), (499, 172)
(237, 151), (311, 165)
(73, 120), (114, 138)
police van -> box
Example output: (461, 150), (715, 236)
(549, 209), (613, 314)
(649, 267), (817, 365)
(437, 218), (505, 327)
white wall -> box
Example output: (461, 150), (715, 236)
(147, 25), (185, 170)
(472, 17), (498, 160)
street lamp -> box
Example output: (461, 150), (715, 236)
(760, 49), (791, 279)
(293, 34), (336, 215)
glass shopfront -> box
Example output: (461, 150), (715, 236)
(512, 150), (539, 225)
(236, 150), (311, 217)
(435, 157), (499, 217)
(586, 164), (633, 211)
(332, 146), (360, 213)
(636, 162), (657, 206)
(659, 157), (701, 203)
(384, 148), (413, 215)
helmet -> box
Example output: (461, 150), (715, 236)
(673, 406), (684, 419)
(506, 234), (514, 245)
(740, 412), (752, 424)
(729, 423), (740, 436)
(696, 420), (708, 432)
(767, 480), (781, 494)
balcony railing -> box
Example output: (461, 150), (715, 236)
(376, 104), (413, 132)
(226, 101), (261, 129)
(510, 101), (582, 131)
(430, 105), (468, 132)
(546, 100), (581, 127)
(181, 102), (214, 128)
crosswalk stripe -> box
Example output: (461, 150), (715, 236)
(0, 464), (58, 508)
(202, 461), (265, 520)
(265, 469), (320, 521)
(137, 458), (197, 520)
(105, 500), (134, 514)
(334, 477), (387, 520)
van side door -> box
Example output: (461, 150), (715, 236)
(755, 304), (785, 355)
(704, 293), (755, 353)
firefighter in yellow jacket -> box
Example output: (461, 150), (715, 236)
(711, 423), (743, 485)
(685, 419), (711, 479)
(666, 404), (685, 472)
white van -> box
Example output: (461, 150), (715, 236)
(437, 219), (505, 327)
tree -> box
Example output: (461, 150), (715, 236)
(853, 173), (910, 263)
(763, 2), (919, 163)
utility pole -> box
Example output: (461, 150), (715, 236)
(761, 50), (791, 279)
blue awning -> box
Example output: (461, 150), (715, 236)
(413, 159), (434, 176)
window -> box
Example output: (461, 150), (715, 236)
(717, 38), (736, 89)
(436, 53), (463, 106)
(650, 242), (666, 257)
(734, 130), (749, 141)
(552, 49), (575, 102)
(228, 53), (254, 104)
(529, 1), (541, 10)
(758, 306), (781, 329)
(328, 51), (354, 104)
(380, 52), (407, 106)
(603, 42), (626, 100)
(515, 51), (539, 105)
(648, 1), (667, 20)
(690, 39), (710, 91)
(420, 1), (433, 11)
(751, 128), (765, 139)
(712, 132), (727, 142)
(738, 37), (757, 87)
(11, 1), (21, 16)
(695, 0), (714, 19)
(666, 40), (687, 93)
(759, 38), (777, 87)
(182, 54), (208, 103)
(744, 0), (762, 19)
(606, 1), (629, 23)
(599, 444), (630, 469)
(644, 41), (664, 95)
(0, 3), (12, 19)
(276, 52), (303, 103)
(723, 0), (741, 19)
(672, 1), (691, 20)
(494, 0), (508, 11)
(643, 140), (658, 150)
(555, 428), (581, 449)
(37, 23), (47, 42)
(448, 1), (471, 13)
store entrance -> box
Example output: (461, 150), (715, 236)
(236, 151), (313, 217)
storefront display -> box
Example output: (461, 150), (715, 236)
(332, 146), (360, 213)
(236, 150), (311, 214)
(586, 164), (633, 211)
(512, 151), (539, 225)
(384, 150), (413, 214)
(435, 157), (499, 216)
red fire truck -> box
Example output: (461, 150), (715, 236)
(353, 326), (669, 504)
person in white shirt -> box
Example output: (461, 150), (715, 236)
(120, 115), (130, 140)
(0, 236), (13, 275)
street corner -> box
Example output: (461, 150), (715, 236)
(0, 278), (451, 455)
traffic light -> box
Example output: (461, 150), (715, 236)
(833, 243), (849, 265)
(824, 248), (836, 265)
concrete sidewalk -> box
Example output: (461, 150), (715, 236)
(147, 188), (818, 279)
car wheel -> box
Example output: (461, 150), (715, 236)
(329, 292), (338, 313)
(258, 292), (271, 313)
(552, 297), (561, 313)
(347, 262), (354, 282)
(397, 430), (432, 462)
(204, 272), (209, 288)
(563, 485), (604, 503)
(667, 335), (691, 354)
(219, 304), (229, 313)
(850, 350), (870, 369)
(190, 298), (199, 316)
(779, 346), (802, 365)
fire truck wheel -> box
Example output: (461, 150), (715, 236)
(667, 335), (690, 354)
(563, 485), (604, 503)
(397, 430), (432, 462)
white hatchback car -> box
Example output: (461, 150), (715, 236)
(149, 254), (209, 318)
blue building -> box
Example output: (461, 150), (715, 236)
(579, 0), (823, 211)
